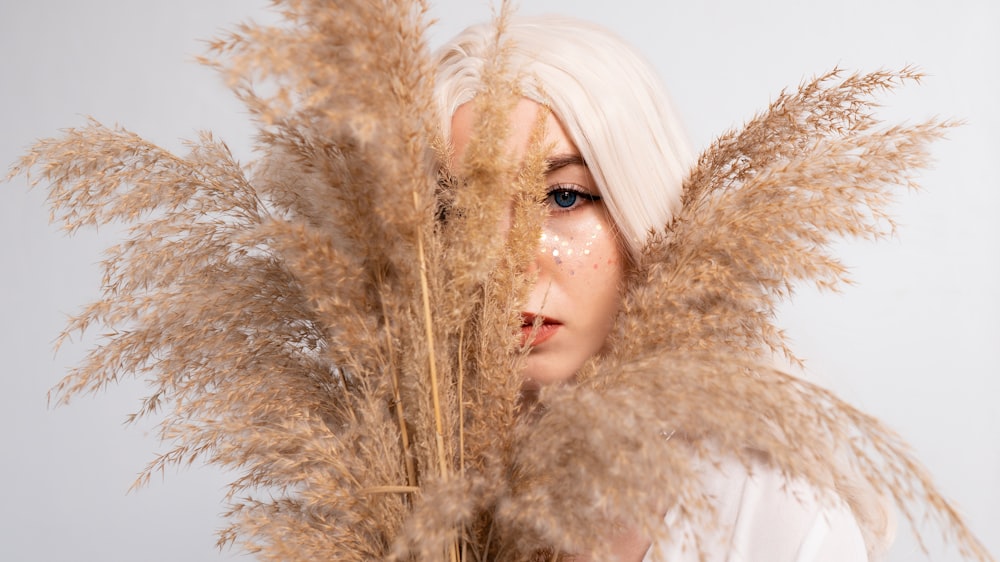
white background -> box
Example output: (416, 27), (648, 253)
(1, 1), (997, 560)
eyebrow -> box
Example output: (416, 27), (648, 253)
(544, 153), (587, 173)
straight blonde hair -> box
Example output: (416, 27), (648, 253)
(434, 15), (694, 259)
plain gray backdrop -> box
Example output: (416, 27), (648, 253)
(1, 1), (997, 560)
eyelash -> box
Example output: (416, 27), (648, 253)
(545, 184), (601, 212)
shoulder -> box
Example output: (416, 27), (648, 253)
(645, 455), (872, 562)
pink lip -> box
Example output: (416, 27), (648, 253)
(520, 313), (562, 346)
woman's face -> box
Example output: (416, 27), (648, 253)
(450, 99), (625, 387)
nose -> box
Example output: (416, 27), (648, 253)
(530, 230), (555, 273)
(505, 201), (547, 276)
(525, 253), (540, 275)
(527, 228), (560, 283)
(522, 230), (556, 314)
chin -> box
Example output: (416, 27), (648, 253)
(522, 356), (580, 388)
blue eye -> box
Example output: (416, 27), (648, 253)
(552, 190), (578, 208)
(546, 186), (600, 211)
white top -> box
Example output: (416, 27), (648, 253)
(644, 458), (870, 562)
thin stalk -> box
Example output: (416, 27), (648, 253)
(413, 190), (449, 482)
(458, 325), (465, 478)
(359, 486), (421, 495)
(459, 326), (468, 562)
(412, 189), (457, 562)
(382, 291), (417, 488)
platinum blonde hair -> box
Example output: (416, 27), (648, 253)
(434, 15), (694, 258)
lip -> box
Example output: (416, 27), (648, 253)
(520, 313), (562, 346)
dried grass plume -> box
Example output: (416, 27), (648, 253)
(7, 1), (992, 561)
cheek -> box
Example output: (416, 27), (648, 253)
(539, 218), (623, 279)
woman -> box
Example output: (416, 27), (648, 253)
(435, 16), (883, 561)
(16, 2), (987, 560)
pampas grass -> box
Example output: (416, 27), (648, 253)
(8, 0), (992, 560)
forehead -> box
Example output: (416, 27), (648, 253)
(449, 98), (578, 167)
